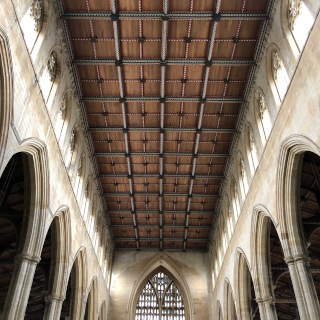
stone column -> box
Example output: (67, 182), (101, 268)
(285, 255), (320, 320)
(256, 296), (278, 320)
(1, 253), (40, 320)
(44, 294), (65, 320)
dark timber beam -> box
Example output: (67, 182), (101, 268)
(89, 127), (236, 133)
(114, 237), (209, 242)
(61, 12), (269, 21)
(100, 173), (223, 179)
(95, 152), (228, 157)
(74, 58), (254, 66)
(112, 224), (212, 229)
(103, 192), (218, 198)
(82, 96), (245, 103)
(107, 210), (214, 215)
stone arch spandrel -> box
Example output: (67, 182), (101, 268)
(276, 134), (320, 258)
(128, 253), (195, 320)
(0, 27), (13, 168)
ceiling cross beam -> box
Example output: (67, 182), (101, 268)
(82, 96), (245, 103)
(100, 173), (223, 179)
(107, 210), (214, 215)
(74, 58), (254, 66)
(61, 12), (269, 21)
(103, 192), (219, 198)
(94, 151), (228, 157)
(89, 127), (236, 133)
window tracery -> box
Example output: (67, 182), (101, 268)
(135, 271), (186, 320)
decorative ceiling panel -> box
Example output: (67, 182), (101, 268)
(57, 0), (274, 251)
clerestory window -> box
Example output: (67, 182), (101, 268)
(135, 271), (186, 320)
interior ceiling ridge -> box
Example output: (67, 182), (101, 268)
(57, 0), (275, 252)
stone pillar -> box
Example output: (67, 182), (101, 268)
(44, 294), (65, 320)
(285, 255), (320, 320)
(256, 296), (278, 320)
(1, 253), (40, 320)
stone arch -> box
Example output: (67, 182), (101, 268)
(98, 300), (107, 320)
(128, 253), (194, 320)
(234, 248), (260, 320)
(250, 205), (278, 320)
(43, 205), (71, 319)
(16, 138), (50, 257)
(223, 278), (238, 320)
(69, 246), (88, 320)
(0, 28), (13, 168)
(276, 134), (320, 258)
(217, 300), (223, 320)
(84, 276), (98, 320)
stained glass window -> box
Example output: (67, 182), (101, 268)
(135, 271), (186, 320)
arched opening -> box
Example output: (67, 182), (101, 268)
(217, 301), (223, 320)
(225, 281), (237, 320)
(298, 151), (320, 306)
(98, 300), (107, 320)
(0, 154), (29, 313)
(134, 268), (186, 319)
(237, 253), (260, 320)
(84, 278), (98, 320)
(61, 248), (87, 319)
(269, 221), (298, 318)
(0, 28), (13, 166)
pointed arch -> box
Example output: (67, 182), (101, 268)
(16, 138), (50, 257)
(223, 278), (237, 320)
(84, 276), (98, 320)
(98, 300), (107, 320)
(276, 134), (320, 258)
(69, 247), (88, 320)
(128, 253), (194, 320)
(49, 207), (71, 295)
(0, 28), (13, 168)
(217, 300), (223, 320)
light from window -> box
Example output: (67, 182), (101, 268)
(135, 271), (186, 320)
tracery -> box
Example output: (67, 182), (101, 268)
(135, 271), (186, 320)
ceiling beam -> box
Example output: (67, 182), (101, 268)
(82, 96), (245, 103)
(100, 173), (223, 179)
(74, 58), (254, 66)
(112, 224), (212, 229)
(61, 12), (269, 21)
(103, 192), (218, 198)
(95, 151), (228, 157)
(114, 237), (209, 242)
(89, 127), (236, 133)
(107, 210), (214, 215)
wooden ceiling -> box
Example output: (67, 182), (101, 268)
(58, 0), (274, 251)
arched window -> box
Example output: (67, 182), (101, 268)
(254, 90), (271, 144)
(271, 50), (289, 101)
(287, 0), (315, 51)
(245, 124), (259, 174)
(237, 152), (248, 198)
(230, 177), (240, 218)
(135, 270), (186, 319)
